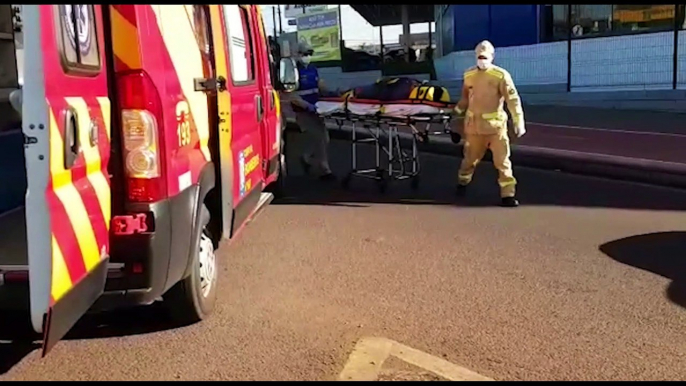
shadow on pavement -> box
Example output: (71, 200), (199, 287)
(278, 132), (686, 212)
(0, 303), (190, 375)
(600, 232), (686, 308)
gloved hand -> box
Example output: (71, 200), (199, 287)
(306, 103), (317, 113)
(453, 106), (465, 118)
(514, 121), (526, 138)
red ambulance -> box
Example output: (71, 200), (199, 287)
(0, 4), (290, 356)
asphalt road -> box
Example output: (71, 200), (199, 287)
(2, 134), (686, 381)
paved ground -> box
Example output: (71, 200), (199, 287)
(2, 133), (686, 381)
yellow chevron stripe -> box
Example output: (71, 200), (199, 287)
(111, 6), (142, 69)
(255, 6), (266, 40)
(51, 235), (73, 302)
(273, 89), (281, 118)
(210, 5), (233, 150)
(96, 97), (111, 141)
(65, 97), (111, 232)
(48, 110), (101, 272)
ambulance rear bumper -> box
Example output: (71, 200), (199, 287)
(92, 186), (200, 311)
(0, 186), (201, 313)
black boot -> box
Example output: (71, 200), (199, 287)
(455, 184), (468, 197)
(500, 197), (520, 207)
(319, 172), (337, 182)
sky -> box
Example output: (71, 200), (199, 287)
(260, 4), (433, 48)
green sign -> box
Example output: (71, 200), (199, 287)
(296, 9), (341, 62)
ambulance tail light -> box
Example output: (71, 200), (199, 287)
(116, 70), (167, 203)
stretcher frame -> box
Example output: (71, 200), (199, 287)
(320, 109), (454, 193)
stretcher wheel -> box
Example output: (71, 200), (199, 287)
(417, 131), (430, 144)
(342, 173), (353, 189)
(410, 175), (420, 190)
(450, 132), (462, 144)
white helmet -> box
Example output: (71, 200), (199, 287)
(475, 40), (495, 60)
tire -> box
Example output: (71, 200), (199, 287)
(163, 205), (218, 325)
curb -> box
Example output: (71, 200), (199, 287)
(325, 125), (686, 190)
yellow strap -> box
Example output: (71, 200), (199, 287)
(481, 111), (507, 120)
(464, 69), (478, 79)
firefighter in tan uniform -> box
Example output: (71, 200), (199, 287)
(454, 40), (526, 207)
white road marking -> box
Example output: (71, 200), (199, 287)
(528, 121), (686, 139)
(338, 337), (494, 381)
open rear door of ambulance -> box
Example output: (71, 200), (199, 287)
(22, 5), (111, 356)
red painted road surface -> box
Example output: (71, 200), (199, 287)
(517, 123), (685, 163)
(494, 105), (686, 163)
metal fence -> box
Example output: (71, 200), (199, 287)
(557, 4), (685, 91)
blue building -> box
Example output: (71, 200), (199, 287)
(434, 4), (686, 112)
(437, 5), (541, 55)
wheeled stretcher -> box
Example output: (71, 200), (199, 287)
(317, 96), (457, 192)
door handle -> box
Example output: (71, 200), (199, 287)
(255, 95), (264, 122)
(63, 107), (80, 169)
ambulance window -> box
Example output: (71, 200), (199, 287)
(258, 15), (275, 87)
(223, 5), (255, 84)
(57, 5), (101, 74)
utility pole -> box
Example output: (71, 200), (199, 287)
(277, 5), (283, 34)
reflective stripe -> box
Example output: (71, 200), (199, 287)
(297, 88), (319, 96)
(482, 111), (505, 120)
(466, 110), (507, 121)
(464, 69), (478, 79)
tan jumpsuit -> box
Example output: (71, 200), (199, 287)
(455, 65), (524, 198)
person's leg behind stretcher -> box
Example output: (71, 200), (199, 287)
(296, 110), (335, 181)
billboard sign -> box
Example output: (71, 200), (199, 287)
(296, 9), (341, 62)
(284, 4), (328, 19)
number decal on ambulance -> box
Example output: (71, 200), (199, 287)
(176, 101), (192, 147)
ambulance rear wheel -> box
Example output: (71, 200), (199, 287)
(164, 206), (218, 325)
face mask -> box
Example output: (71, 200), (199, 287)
(301, 55), (312, 65)
(476, 58), (492, 70)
